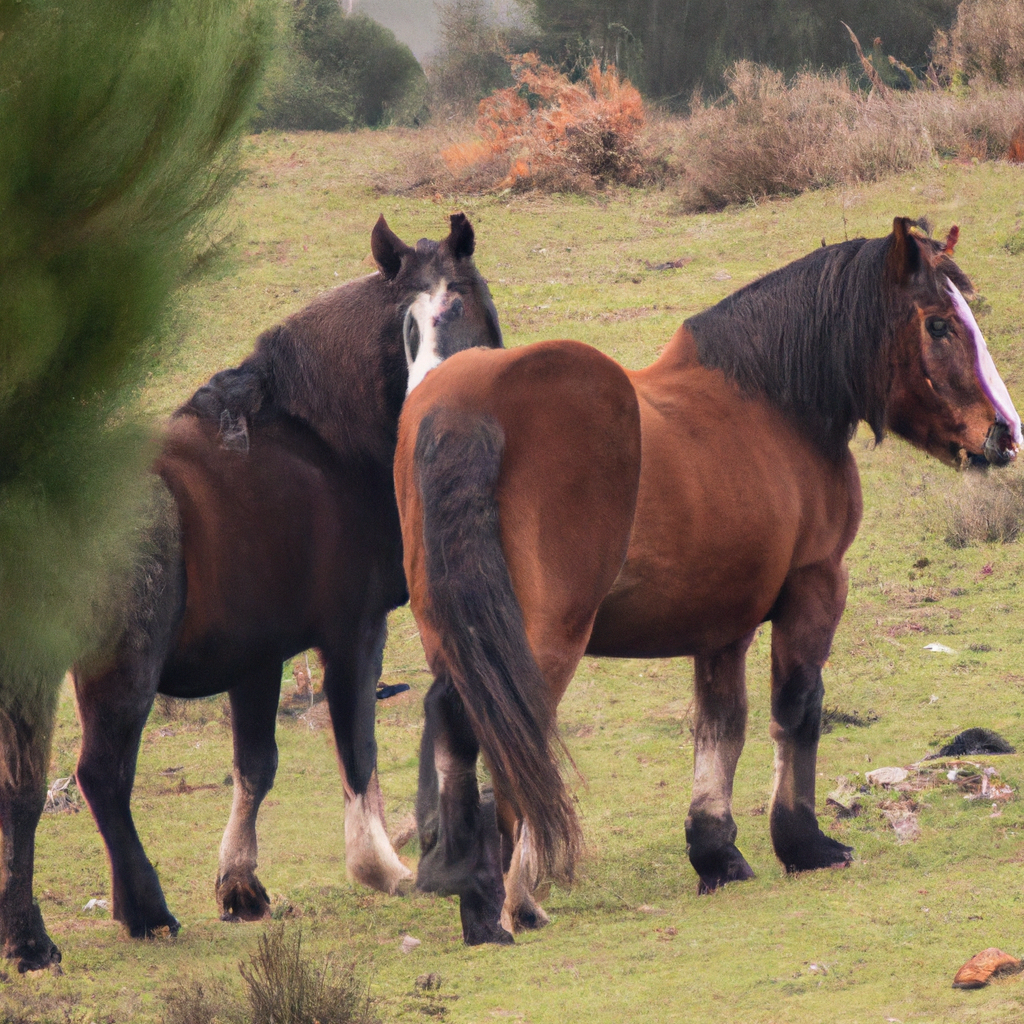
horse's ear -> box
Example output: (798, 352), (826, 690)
(886, 215), (922, 284)
(371, 215), (413, 280)
(943, 224), (960, 255)
(448, 212), (475, 260)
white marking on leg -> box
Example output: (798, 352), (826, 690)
(344, 774), (412, 895)
(434, 744), (453, 796)
(500, 821), (550, 933)
(218, 768), (260, 880)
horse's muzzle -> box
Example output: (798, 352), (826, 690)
(983, 420), (1017, 467)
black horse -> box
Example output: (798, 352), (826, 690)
(72, 214), (503, 937)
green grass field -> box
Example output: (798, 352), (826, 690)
(8, 131), (1024, 1023)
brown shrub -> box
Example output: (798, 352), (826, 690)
(436, 54), (651, 193)
(933, 0), (1024, 86)
(373, 58), (1024, 208)
(945, 467), (1024, 547)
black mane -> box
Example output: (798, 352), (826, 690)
(687, 236), (903, 461)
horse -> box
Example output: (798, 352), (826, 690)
(71, 213), (503, 939)
(393, 218), (1021, 944)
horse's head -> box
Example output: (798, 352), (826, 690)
(884, 217), (1020, 468)
(371, 213), (503, 393)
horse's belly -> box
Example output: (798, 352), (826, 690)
(587, 559), (780, 658)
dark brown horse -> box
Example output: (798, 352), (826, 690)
(72, 214), (502, 938)
(394, 218), (1020, 944)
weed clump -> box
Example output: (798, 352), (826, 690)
(944, 467), (1024, 546)
(163, 927), (378, 1024)
(439, 54), (650, 193)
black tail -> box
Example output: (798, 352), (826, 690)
(414, 407), (582, 882)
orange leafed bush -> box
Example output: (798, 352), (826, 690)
(441, 54), (649, 191)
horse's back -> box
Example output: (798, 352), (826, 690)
(397, 340), (642, 688)
(158, 413), (402, 690)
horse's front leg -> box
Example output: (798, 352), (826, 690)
(769, 562), (853, 872)
(416, 674), (512, 945)
(216, 661), (282, 921)
(0, 699), (61, 971)
(686, 632), (756, 893)
(323, 616), (411, 895)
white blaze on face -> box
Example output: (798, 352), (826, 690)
(405, 279), (449, 394)
(947, 279), (1023, 444)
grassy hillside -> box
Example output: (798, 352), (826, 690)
(8, 130), (1024, 1023)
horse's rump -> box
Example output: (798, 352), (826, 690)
(399, 340), (643, 879)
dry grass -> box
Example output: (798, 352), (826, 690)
(378, 55), (1024, 211)
(671, 62), (1024, 211)
(944, 466), (1024, 547)
(933, 0), (1024, 86)
(162, 927), (377, 1024)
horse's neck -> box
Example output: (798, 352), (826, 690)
(639, 324), (702, 377)
(269, 283), (405, 466)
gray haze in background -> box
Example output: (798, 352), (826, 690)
(355, 0), (519, 60)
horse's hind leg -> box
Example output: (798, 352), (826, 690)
(322, 616), (411, 895)
(497, 809), (550, 934)
(216, 661), (282, 921)
(416, 673), (512, 945)
(685, 632), (757, 893)
(75, 654), (179, 937)
(0, 697), (61, 971)
(769, 563), (853, 872)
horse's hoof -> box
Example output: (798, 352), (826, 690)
(782, 835), (854, 873)
(8, 938), (61, 974)
(501, 900), (550, 933)
(122, 912), (181, 939)
(696, 862), (756, 895)
(463, 922), (515, 946)
(217, 872), (271, 922)
(690, 843), (756, 894)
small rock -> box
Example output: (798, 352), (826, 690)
(866, 767), (909, 787)
(953, 948), (1023, 988)
(82, 898), (108, 912)
(400, 934), (421, 953)
(923, 642), (956, 653)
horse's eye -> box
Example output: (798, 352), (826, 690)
(927, 317), (949, 339)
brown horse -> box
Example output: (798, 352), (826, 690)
(72, 214), (502, 938)
(394, 218), (1020, 944)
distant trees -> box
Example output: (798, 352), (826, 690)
(519, 0), (961, 105)
(253, 0), (426, 130)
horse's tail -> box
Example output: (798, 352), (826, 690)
(414, 407), (582, 883)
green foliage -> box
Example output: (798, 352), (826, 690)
(0, 0), (271, 714)
(252, 0), (426, 130)
(521, 0), (961, 106)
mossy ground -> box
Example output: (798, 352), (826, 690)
(8, 132), (1024, 1022)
